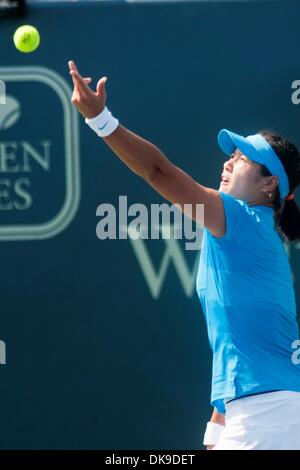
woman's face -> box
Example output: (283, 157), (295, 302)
(219, 148), (277, 204)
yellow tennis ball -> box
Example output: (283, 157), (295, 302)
(13, 25), (40, 53)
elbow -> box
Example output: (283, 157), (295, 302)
(144, 164), (165, 185)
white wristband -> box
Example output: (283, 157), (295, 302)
(203, 422), (225, 446)
(85, 106), (119, 137)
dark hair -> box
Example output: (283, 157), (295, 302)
(258, 130), (300, 243)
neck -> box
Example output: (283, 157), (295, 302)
(248, 198), (274, 208)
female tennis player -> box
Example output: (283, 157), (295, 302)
(68, 60), (300, 450)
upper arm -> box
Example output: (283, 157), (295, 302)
(147, 163), (226, 237)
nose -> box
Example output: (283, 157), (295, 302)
(224, 159), (233, 173)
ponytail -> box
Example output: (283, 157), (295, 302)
(275, 196), (300, 243)
(259, 129), (300, 243)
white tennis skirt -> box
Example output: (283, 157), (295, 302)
(213, 390), (300, 450)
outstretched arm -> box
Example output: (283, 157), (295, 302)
(68, 60), (226, 237)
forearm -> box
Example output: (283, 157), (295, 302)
(103, 124), (209, 217)
(68, 61), (222, 231)
(210, 407), (225, 426)
(103, 124), (172, 182)
(204, 408), (225, 450)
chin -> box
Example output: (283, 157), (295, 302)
(219, 182), (230, 192)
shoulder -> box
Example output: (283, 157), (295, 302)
(210, 191), (259, 240)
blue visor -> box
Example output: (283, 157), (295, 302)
(218, 129), (289, 199)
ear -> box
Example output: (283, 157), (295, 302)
(264, 175), (278, 192)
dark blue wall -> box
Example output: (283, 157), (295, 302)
(0, 0), (299, 449)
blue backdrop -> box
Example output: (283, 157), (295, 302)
(0, 0), (299, 450)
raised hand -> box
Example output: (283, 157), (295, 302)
(68, 60), (107, 119)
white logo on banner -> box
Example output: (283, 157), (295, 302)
(0, 95), (20, 129)
(0, 80), (6, 105)
(0, 66), (80, 241)
(127, 230), (300, 300)
(127, 224), (200, 299)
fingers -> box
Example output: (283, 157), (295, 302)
(69, 69), (91, 95)
(96, 76), (107, 95)
(68, 60), (79, 74)
(68, 60), (89, 92)
(68, 61), (91, 83)
(69, 64), (81, 90)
